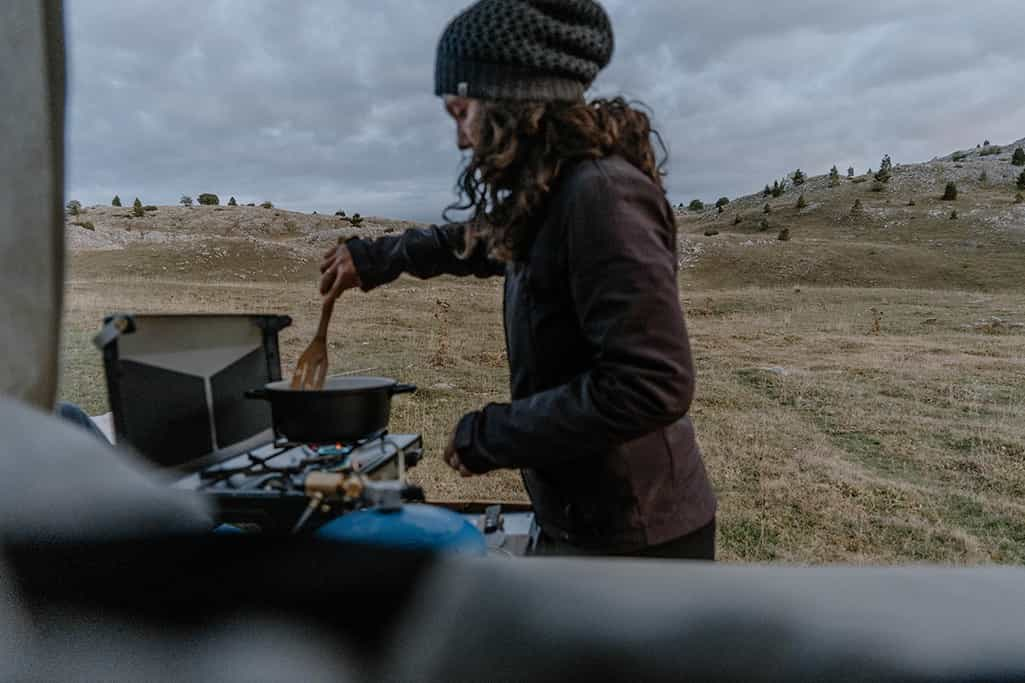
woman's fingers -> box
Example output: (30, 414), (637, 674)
(326, 267), (349, 300)
(319, 268), (338, 296)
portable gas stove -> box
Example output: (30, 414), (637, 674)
(173, 431), (425, 534)
(94, 312), (534, 552)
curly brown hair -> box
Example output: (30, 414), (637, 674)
(444, 97), (669, 261)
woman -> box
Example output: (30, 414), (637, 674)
(319, 0), (716, 558)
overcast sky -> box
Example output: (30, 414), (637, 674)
(65, 0), (1025, 222)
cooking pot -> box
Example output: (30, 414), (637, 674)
(246, 376), (416, 444)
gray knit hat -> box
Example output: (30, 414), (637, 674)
(435, 0), (614, 102)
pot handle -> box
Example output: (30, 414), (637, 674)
(391, 383), (417, 395)
(245, 388), (270, 400)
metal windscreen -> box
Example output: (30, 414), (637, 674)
(97, 314), (290, 469)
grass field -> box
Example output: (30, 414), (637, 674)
(59, 149), (1025, 562)
(60, 269), (1025, 564)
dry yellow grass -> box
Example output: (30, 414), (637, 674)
(59, 155), (1025, 563)
(60, 270), (1025, 564)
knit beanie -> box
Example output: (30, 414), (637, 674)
(435, 0), (614, 102)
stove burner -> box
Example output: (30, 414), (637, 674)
(175, 432), (424, 534)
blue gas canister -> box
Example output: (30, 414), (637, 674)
(315, 504), (486, 556)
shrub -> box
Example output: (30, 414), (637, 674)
(198, 193), (220, 206)
(951, 152), (966, 162)
(829, 166), (840, 187)
(847, 166), (855, 178)
(762, 185), (771, 197)
(688, 199), (705, 211)
(949, 210), (958, 220)
(703, 229), (719, 236)
(874, 155), (893, 183)
(979, 170), (988, 183)
(73, 220), (95, 231)
(851, 199), (863, 215)
(984, 139), (990, 146)
(180, 195), (193, 207)
(792, 169), (805, 186)
(771, 179), (787, 197)
(260, 201), (274, 209)
(132, 198), (144, 217)
(733, 214), (743, 226)
(777, 228), (790, 241)
(1015, 192), (1024, 204)
(335, 210), (347, 217)
(715, 197), (730, 209)
(908, 199), (916, 206)
(246, 203), (255, 207)
(980, 145), (1002, 157)
(758, 218), (770, 231)
(796, 193), (808, 209)
(941, 182), (958, 201)
(871, 180), (886, 192)
(65, 200), (81, 216)
(143, 205), (158, 212)
(1012, 147), (1025, 166)
(112, 195), (122, 207)
(349, 213), (364, 227)
(763, 203), (772, 214)
(1017, 170), (1025, 191)
(228, 196), (238, 206)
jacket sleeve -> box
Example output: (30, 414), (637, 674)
(455, 170), (696, 473)
(345, 223), (505, 291)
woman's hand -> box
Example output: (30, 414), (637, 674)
(444, 428), (474, 478)
(319, 242), (362, 301)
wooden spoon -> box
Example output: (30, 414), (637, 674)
(291, 294), (335, 390)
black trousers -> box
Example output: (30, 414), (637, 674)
(532, 518), (716, 560)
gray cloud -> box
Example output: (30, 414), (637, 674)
(65, 0), (1025, 221)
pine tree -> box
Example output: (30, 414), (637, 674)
(763, 203), (772, 214)
(228, 196), (238, 206)
(796, 193), (808, 209)
(875, 155), (893, 183)
(942, 182), (958, 201)
(829, 166), (840, 187)
(848, 166), (855, 178)
(763, 185), (771, 197)
(1012, 147), (1025, 166)
(180, 195), (193, 207)
(792, 169), (805, 186)
(132, 197), (144, 217)
(1017, 170), (1025, 191)
(112, 195), (122, 207)
(66, 200), (81, 216)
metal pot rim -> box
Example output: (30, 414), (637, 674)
(264, 376), (398, 394)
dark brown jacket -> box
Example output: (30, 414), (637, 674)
(346, 155), (716, 552)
